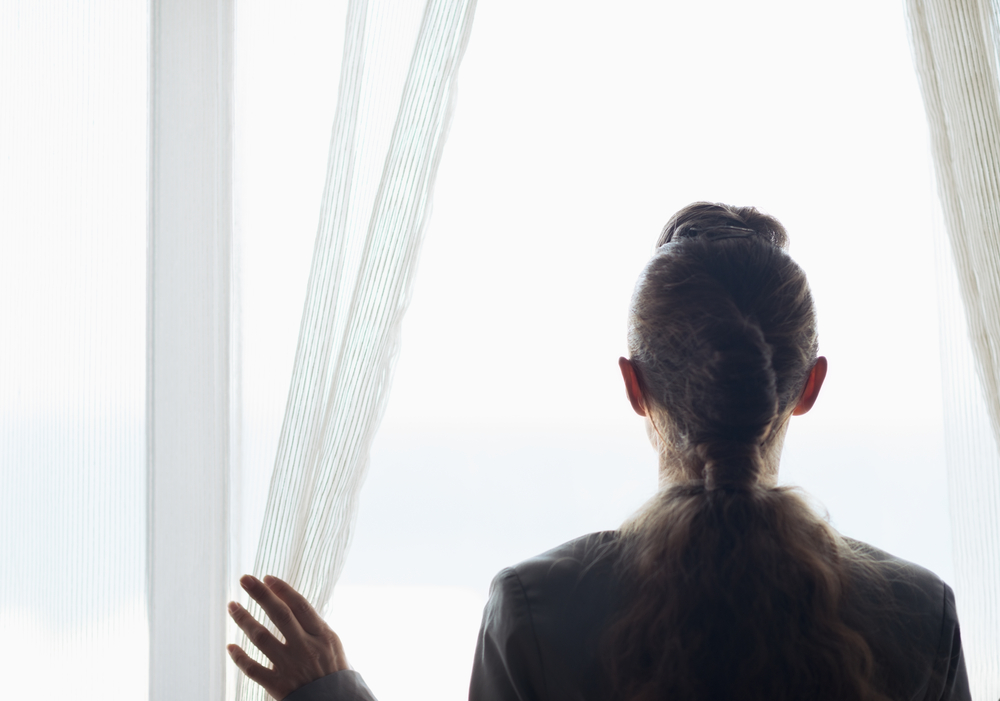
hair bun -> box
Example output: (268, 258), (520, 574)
(657, 202), (788, 249)
(672, 224), (758, 244)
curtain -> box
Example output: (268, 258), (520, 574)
(905, 0), (1000, 696)
(0, 1), (474, 698)
(235, 0), (477, 698)
(0, 2), (148, 699)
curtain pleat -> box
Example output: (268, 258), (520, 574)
(236, 1), (477, 697)
(905, 0), (1000, 695)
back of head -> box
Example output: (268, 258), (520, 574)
(608, 203), (887, 701)
(629, 202), (816, 488)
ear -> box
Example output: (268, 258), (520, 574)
(619, 357), (648, 417)
(791, 356), (827, 416)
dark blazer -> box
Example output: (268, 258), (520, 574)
(291, 531), (970, 701)
(470, 531), (969, 701)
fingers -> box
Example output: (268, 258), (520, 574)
(227, 644), (279, 692)
(229, 576), (350, 697)
(240, 574), (304, 642)
(263, 575), (328, 637)
(228, 601), (284, 661)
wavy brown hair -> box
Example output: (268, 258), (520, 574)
(606, 203), (890, 701)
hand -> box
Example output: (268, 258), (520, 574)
(227, 574), (350, 700)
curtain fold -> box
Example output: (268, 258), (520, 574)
(236, 0), (477, 697)
(905, 0), (1000, 695)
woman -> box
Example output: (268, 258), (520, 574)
(227, 203), (970, 701)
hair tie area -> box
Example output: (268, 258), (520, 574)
(703, 468), (755, 492)
(696, 440), (762, 491)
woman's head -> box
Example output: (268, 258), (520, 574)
(608, 204), (886, 701)
(624, 202), (820, 488)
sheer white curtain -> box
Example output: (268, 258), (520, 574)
(0, 3), (147, 699)
(234, 1), (477, 699)
(145, 0), (477, 698)
(906, 0), (1000, 696)
(0, 1), (474, 698)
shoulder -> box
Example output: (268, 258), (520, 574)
(486, 530), (621, 629)
(495, 531), (622, 629)
(842, 537), (953, 629)
(477, 532), (622, 700)
(506, 530), (621, 588)
(844, 537), (945, 593)
(842, 538), (968, 700)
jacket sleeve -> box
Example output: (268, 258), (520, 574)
(469, 567), (547, 701)
(283, 670), (377, 701)
(930, 584), (970, 701)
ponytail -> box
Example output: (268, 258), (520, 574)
(608, 203), (889, 701)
